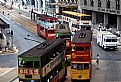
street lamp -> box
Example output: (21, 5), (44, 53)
(10, 30), (14, 50)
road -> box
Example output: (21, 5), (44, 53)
(1, 5), (121, 82)
(0, 10), (45, 82)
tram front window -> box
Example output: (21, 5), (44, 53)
(77, 63), (83, 70)
(76, 47), (84, 51)
(84, 63), (89, 69)
(48, 30), (55, 33)
(72, 63), (77, 69)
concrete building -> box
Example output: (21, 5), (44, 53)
(78, 0), (121, 31)
(5, 0), (121, 31)
(6, 0), (56, 13)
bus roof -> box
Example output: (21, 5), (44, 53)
(56, 24), (71, 33)
(62, 11), (91, 17)
(18, 38), (65, 57)
(72, 30), (92, 44)
(37, 14), (58, 20)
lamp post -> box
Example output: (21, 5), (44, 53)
(10, 30), (14, 50)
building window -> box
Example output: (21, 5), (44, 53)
(90, 0), (94, 6)
(98, 0), (101, 7)
(116, 0), (120, 10)
(106, 0), (110, 9)
(84, 0), (87, 5)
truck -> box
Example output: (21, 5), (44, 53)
(97, 31), (118, 49)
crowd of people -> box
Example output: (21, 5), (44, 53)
(98, 23), (120, 37)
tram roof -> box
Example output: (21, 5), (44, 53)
(56, 23), (71, 33)
(18, 38), (65, 57)
(72, 30), (92, 44)
(37, 14), (58, 20)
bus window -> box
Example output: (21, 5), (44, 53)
(71, 63), (77, 69)
(76, 46), (84, 51)
(84, 63), (89, 70)
(23, 61), (33, 68)
(34, 61), (40, 68)
(85, 46), (90, 51)
(81, 16), (91, 20)
(77, 63), (83, 70)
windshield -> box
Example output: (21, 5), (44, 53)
(105, 39), (117, 42)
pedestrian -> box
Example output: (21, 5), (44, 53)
(2, 11), (4, 15)
(91, 23), (94, 31)
(96, 54), (100, 69)
(98, 23), (102, 31)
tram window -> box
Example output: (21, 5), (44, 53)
(85, 46), (90, 51)
(41, 55), (46, 67)
(77, 63), (83, 70)
(60, 25), (65, 29)
(71, 63), (77, 69)
(34, 61), (40, 68)
(66, 47), (70, 52)
(50, 20), (54, 23)
(76, 47), (84, 51)
(40, 27), (44, 30)
(72, 46), (75, 51)
(48, 30), (55, 33)
(23, 61), (33, 68)
(84, 63), (89, 69)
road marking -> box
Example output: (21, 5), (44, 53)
(0, 67), (15, 76)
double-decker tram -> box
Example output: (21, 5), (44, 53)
(71, 30), (92, 82)
(62, 11), (92, 32)
(18, 38), (67, 82)
(56, 23), (71, 66)
(37, 14), (58, 39)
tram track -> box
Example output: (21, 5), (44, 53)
(8, 13), (37, 34)
(0, 7), (37, 34)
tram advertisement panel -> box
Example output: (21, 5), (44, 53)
(18, 68), (40, 79)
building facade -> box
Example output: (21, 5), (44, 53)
(78, 0), (121, 31)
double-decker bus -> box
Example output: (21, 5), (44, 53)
(18, 38), (67, 82)
(56, 23), (71, 66)
(62, 11), (92, 32)
(71, 30), (92, 81)
(37, 14), (58, 39)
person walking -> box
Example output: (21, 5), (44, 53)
(96, 54), (100, 69)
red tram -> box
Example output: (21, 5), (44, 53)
(71, 30), (92, 81)
(37, 14), (58, 39)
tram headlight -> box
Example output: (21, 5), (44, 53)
(78, 75), (82, 78)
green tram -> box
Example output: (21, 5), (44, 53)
(56, 23), (71, 66)
(18, 38), (67, 82)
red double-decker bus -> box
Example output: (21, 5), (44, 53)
(37, 14), (58, 39)
(71, 30), (92, 82)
